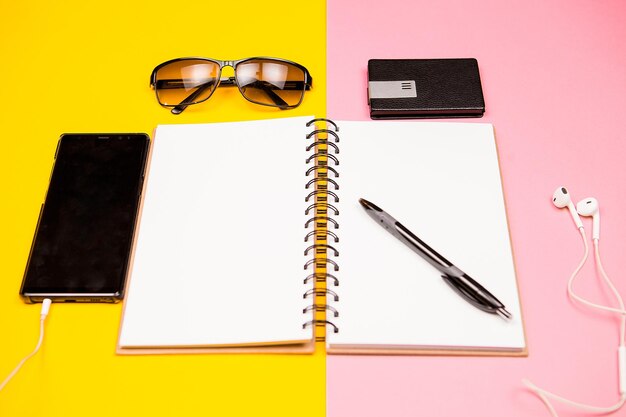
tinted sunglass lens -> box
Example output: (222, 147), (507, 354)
(235, 59), (307, 108)
(154, 60), (220, 106)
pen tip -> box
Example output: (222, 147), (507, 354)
(496, 308), (513, 321)
(359, 198), (382, 212)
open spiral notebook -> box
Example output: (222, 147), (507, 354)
(117, 116), (526, 355)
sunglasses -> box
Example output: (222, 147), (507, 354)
(150, 57), (313, 114)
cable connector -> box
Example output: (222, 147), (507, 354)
(41, 298), (52, 319)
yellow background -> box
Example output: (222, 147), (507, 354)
(0, 1), (326, 416)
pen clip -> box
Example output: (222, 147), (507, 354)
(440, 274), (500, 313)
(442, 274), (513, 320)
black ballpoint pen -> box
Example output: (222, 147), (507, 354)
(359, 198), (512, 320)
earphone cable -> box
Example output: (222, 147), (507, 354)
(523, 379), (626, 415)
(524, 228), (626, 416)
(592, 239), (626, 344)
(567, 231), (626, 326)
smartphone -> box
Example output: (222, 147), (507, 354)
(20, 133), (150, 303)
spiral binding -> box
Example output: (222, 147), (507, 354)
(303, 118), (340, 342)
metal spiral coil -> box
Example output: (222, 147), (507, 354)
(302, 118), (340, 338)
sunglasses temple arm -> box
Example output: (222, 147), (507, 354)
(255, 83), (289, 107)
(171, 82), (216, 114)
(216, 78), (289, 108)
(247, 80), (291, 107)
(218, 77), (237, 87)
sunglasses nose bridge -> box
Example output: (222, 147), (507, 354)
(221, 61), (237, 79)
(217, 61), (237, 86)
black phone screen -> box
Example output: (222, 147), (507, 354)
(20, 134), (149, 301)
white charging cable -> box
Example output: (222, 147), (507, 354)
(523, 229), (626, 416)
(0, 298), (52, 392)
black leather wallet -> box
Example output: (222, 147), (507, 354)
(367, 58), (485, 119)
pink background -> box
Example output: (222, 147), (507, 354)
(326, 1), (626, 416)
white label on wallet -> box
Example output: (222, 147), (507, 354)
(368, 80), (417, 99)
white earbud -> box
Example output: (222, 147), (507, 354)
(552, 186), (583, 229)
(576, 197), (600, 240)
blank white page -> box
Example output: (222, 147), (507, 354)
(119, 117), (313, 348)
(327, 121), (526, 352)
